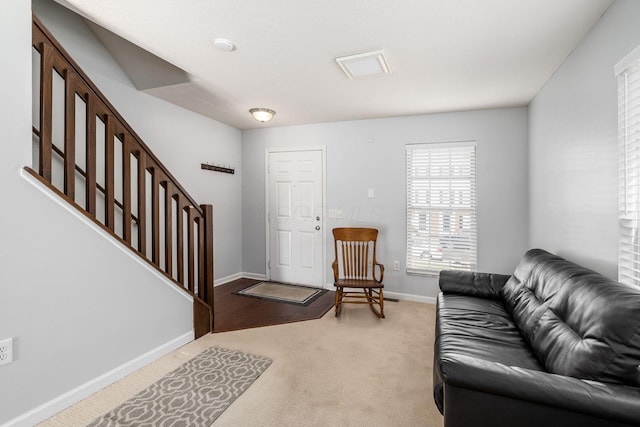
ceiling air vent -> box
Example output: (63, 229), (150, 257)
(335, 50), (391, 79)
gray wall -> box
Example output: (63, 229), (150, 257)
(1, 1), (192, 425)
(242, 107), (529, 298)
(33, 0), (244, 280)
(528, 0), (640, 278)
(0, 1), (241, 424)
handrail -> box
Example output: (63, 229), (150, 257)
(32, 16), (204, 215)
(31, 14), (214, 337)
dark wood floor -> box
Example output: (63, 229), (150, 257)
(213, 278), (335, 333)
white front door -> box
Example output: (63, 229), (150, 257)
(267, 149), (324, 287)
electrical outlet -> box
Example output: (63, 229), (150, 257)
(393, 260), (400, 271)
(0, 337), (13, 366)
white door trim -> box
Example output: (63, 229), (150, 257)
(265, 146), (327, 287)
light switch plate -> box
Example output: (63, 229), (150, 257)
(328, 209), (344, 219)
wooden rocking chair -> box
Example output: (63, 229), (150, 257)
(332, 227), (385, 318)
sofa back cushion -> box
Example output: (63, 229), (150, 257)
(502, 249), (640, 386)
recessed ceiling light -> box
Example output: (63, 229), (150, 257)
(336, 50), (391, 79)
(213, 38), (235, 52)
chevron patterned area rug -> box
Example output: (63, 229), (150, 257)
(87, 347), (272, 427)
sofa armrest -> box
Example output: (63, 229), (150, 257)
(437, 353), (640, 426)
(438, 270), (510, 300)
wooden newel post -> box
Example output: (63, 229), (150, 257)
(201, 204), (215, 324)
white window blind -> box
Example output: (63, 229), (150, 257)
(617, 46), (640, 287)
(406, 142), (477, 276)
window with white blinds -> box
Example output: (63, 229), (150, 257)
(617, 46), (640, 287)
(406, 142), (477, 276)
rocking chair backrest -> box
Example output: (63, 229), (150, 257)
(332, 227), (379, 280)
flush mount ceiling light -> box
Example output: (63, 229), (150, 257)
(249, 108), (276, 122)
(213, 38), (235, 52)
(335, 49), (391, 79)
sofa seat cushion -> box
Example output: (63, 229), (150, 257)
(434, 293), (545, 413)
(438, 353), (640, 426)
(436, 293), (544, 369)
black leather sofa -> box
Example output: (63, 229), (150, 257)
(433, 249), (640, 427)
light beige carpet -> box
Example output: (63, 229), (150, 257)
(39, 301), (443, 427)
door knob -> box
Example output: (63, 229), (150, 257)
(315, 226), (321, 230)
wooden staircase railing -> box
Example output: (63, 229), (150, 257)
(30, 15), (214, 338)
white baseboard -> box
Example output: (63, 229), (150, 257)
(214, 272), (267, 287)
(383, 291), (436, 304)
(242, 272), (267, 281)
(4, 332), (194, 427)
(214, 272), (243, 286)
(323, 283), (436, 304)
(214, 274), (437, 304)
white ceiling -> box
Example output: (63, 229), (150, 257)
(55, 0), (612, 130)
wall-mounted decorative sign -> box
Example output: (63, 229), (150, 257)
(201, 163), (235, 175)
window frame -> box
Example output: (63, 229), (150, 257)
(616, 44), (640, 287)
(405, 141), (477, 277)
